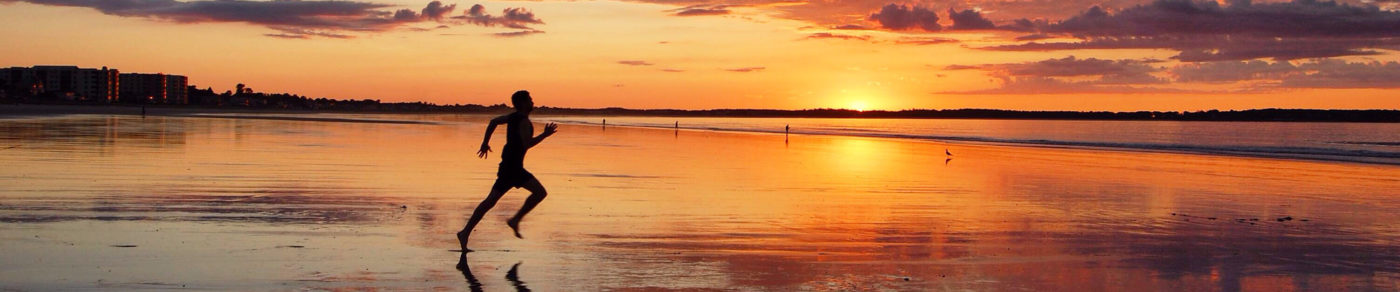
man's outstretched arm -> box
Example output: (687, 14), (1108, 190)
(526, 122), (557, 149)
(478, 114), (510, 158)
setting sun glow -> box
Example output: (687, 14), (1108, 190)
(849, 100), (869, 112)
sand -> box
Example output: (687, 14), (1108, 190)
(1, 112), (1398, 291)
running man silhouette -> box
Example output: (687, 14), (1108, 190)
(458, 90), (558, 252)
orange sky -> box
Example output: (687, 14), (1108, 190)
(2, 0), (1398, 111)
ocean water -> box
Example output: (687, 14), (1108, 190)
(1, 113), (1398, 290)
(545, 116), (1400, 165)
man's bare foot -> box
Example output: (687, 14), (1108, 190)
(506, 218), (523, 239)
(456, 229), (472, 251)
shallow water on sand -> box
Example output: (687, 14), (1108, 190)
(1, 114), (1398, 291)
(550, 116), (1400, 165)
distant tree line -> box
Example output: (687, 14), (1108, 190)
(183, 84), (509, 112)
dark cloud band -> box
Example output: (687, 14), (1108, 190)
(987, 0), (1400, 61)
(3, 0), (543, 38)
(868, 4), (941, 31)
(455, 4), (544, 31)
(949, 56), (1400, 94)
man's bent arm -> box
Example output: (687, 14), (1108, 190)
(481, 114), (510, 145)
(526, 132), (553, 148)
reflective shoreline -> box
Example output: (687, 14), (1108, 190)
(1, 114), (1397, 291)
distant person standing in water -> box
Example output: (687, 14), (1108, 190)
(457, 90), (558, 252)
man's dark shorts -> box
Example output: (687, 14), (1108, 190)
(492, 163), (535, 191)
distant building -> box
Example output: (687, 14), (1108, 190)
(0, 66), (119, 102)
(119, 73), (188, 104)
(166, 75), (188, 104)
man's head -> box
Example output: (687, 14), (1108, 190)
(511, 90), (534, 113)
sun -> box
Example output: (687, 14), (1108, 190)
(848, 100), (869, 112)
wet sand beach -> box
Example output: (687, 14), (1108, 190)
(1, 113), (1398, 291)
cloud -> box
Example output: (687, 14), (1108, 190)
(676, 8), (730, 16)
(456, 4), (544, 30)
(420, 1), (456, 20)
(493, 30), (544, 38)
(868, 4), (940, 31)
(1014, 34), (1053, 41)
(669, 4), (735, 16)
(264, 33), (311, 39)
(661, 68), (686, 72)
(1005, 18), (1049, 32)
(726, 67), (766, 72)
(624, 0), (1133, 32)
(985, 36), (1397, 62)
(675, 8), (730, 16)
(468, 3), (486, 15)
(1170, 60), (1298, 83)
(968, 56), (1163, 79)
(501, 8), (543, 24)
(1049, 0), (1400, 39)
(953, 56), (1400, 94)
(1170, 40), (1388, 62)
(894, 36), (958, 45)
(947, 8), (996, 30)
(945, 56), (1178, 94)
(1170, 59), (1400, 88)
(394, 9), (419, 21)
(2, 0), (469, 38)
(266, 26), (353, 39)
(804, 32), (870, 41)
(618, 60), (654, 66)
(940, 77), (1191, 95)
(1280, 60), (1400, 89)
(984, 0), (1400, 61)
(830, 24), (871, 30)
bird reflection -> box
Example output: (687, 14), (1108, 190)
(456, 255), (531, 292)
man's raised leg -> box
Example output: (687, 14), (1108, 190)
(507, 178), (548, 239)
